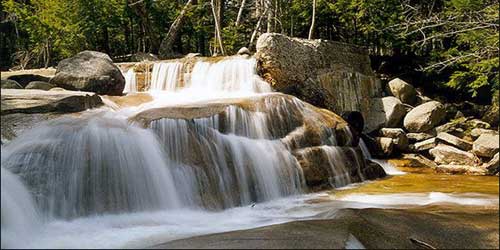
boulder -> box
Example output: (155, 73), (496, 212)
(1, 89), (102, 114)
(436, 132), (473, 151)
(237, 47), (251, 56)
(472, 134), (499, 158)
(255, 33), (382, 124)
(1, 79), (23, 89)
(435, 165), (487, 175)
(379, 128), (408, 151)
(7, 74), (51, 87)
(50, 51), (125, 95)
(374, 137), (394, 156)
(386, 78), (417, 105)
(407, 132), (435, 143)
(470, 128), (498, 139)
(483, 153), (499, 175)
(413, 137), (437, 152)
(366, 97), (407, 132)
(25, 81), (56, 91)
(404, 101), (446, 132)
(429, 144), (480, 166)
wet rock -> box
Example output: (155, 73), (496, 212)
(429, 144), (480, 166)
(366, 97), (407, 132)
(1, 79), (23, 89)
(154, 207), (499, 249)
(436, 132), (473, 151)
(50, 50), (125, 95)
(7, 74), (51, 87)
(413, 138), (437, 152)
(255, 33), (382, 123)
(1, 112), (64, 143)
(237, 47), (251, 56)
(404, 101), (446, 132)
(1, 89), (102, 114)
(25, 81), (56, 91)
(374, 137), (394, 156)
(386, 78), (417, 105)
(407, 132), (435, 143)
(472, 134), (499, 158)
(435, 165), (487, 175)
(379, 128), (408, 151)
(483, 153), (499, 175)
(364, 160), (387, 179)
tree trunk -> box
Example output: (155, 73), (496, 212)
(308, 0), (316, 39)
(210, 0), (224, 55)
(249, 7), (269, 49)
(235, 0), (247, 26)
(159, 0), (194, 58)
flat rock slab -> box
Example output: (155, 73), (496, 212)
(151, 206), (498, 249)
(1, 89), (102, 114)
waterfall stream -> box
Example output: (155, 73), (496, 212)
(0, 56), (447, 249)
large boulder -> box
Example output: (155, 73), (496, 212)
(404, 101), (446, 132)
(50, 51), (125, 95)
(413, 137), (437, 152)
(365, 97), (407, 132)
(25, 81), (56, 91)
(386, 78), (417, 105)
(472, 134), (499, 158)
(1, 89), (102, 114)
(1, 79), (23, 89)
(429, 144), (480, 166)
(255, 33), (382, 123)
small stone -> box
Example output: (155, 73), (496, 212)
(470, 128), (498, 139)
(25, 81), (56, 91)
(375, 137), (394, 156)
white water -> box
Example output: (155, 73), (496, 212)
(123, 69), (137, 94)
(359, 139), (405, 175)
(1, 56), (494, 249)
(1, 167), (41, 248)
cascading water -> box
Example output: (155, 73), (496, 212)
(122, 69), (137, 94)
(1, 167), (40, 248)
(359, 139), (405, 175)
(1, 55), (377, 248)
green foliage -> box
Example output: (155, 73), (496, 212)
(1, 0), (498, 102)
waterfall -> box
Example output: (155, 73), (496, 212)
(321, 146), (353, 188)
(1, 167), (40, 248)
(359, 139), (405, 175)
(123, 69), (137, 94)
(1, 114), (182, 219)
(125, 57), (271, 94)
